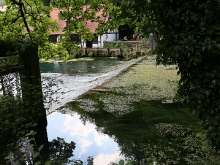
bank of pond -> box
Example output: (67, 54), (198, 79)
(40, 48), (149, 63)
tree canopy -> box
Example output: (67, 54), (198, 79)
(0, 0), (120, 59)
(112, 0), (220, 149)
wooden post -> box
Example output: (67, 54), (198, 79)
(119, 48), (122, 57)
(95, 48), (97, 56)
(107, 48), (110, 56)
(19, 43), (49, 162)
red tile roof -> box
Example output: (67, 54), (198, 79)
(50, 6), (108, 35)
(50, 8), (65, 34)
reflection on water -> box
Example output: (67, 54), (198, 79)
(66, 93), (200, 165)
(42, 57), (127, 164)
(40, 57), (129, 111)
(42, 57), (200, 164)
(1, 56), (219, 164)
(2, 57), (216, 164)
(47, 111), (124, 164)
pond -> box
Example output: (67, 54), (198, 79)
(40, 57), (201, 165)
(40, 57), (124, 75)
(0, 58), (205, 165)
(40, 57), (142, 111)
(41, 57), (128, 164)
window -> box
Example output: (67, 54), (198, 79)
(92, 36), (98, 44)
(70, 34), (81, 43)
(49, 35), (58, 43)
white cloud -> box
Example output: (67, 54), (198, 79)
(61, 114), (110, 146)
(94, 132), (109, 146)
(48, 112), (124, 164)
(61, 114), (109, 154)
(62, 114), (94, 138)
(93, 151), (124, 165)
(79, 138), (92, 154)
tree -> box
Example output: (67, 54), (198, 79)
(1, 0), (57, 45)
(0, 0), (120, 59)
(0, 0), (119, 163)
(112, 0), (220, 149)
(148, 0), (220, 149)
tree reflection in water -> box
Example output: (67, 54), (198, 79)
(67, 92), (220, 165)
(1, 131), (93, 164)
(0, 95), (92, 164)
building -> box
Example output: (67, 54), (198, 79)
(0, 5), (6, 11)
(49, 7), (119, 48)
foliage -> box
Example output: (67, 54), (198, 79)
(38, 41), (75, 60)
(112, 0), (220, 149)
(48, 137), (76, 164)
(109, 0), (148, 31)
(109, 159), (133, 165)
(121, 50), (130, 61)
(138, 37), (149, 48)
(4, 130), (94, 165)
(0, 0), (121, 59)
(103, 41), (133, 48)
(146, 123), (220, 165)
(0, 73), (91, 164)
(147, 0), (220, 149)
(1, 0), (58, 46)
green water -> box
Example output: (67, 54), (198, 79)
(2, 56), (219, 164)
(66, 90), (209, 165)
(40, 57), (123, 75)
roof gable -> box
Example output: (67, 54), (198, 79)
(49, 6), (108, 35)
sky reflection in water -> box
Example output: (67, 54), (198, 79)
(42, 58), (131, 164)
(47, 111), (124, 164)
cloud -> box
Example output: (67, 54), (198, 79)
(94, 132), (109, 146)
(62, 114), (109, 145)
(61, 113), (109, 154)
(48, 112), (123, 164)
(93, 151), (124, 165)
(79, 138), (92, 154)
(62, 114), (94, 138)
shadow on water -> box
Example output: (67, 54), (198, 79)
(0, 96), (93, 165)
(66, 90), (202, 165)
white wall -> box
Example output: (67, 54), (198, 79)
(93, 32), (119, 48)
(81, 30), (119, 48)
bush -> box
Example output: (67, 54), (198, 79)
(104, 41), (133, 48)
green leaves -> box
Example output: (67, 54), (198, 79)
(109, 159), (133, 165)
(112, 0), (220, 150)
(148, 0), (220, 149)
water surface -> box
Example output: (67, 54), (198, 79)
(41, 57), (132, 164)
(40, 57), (123, 75)
(42, 57), (199, 164)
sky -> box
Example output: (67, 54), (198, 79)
(47, 112), (124, 165)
